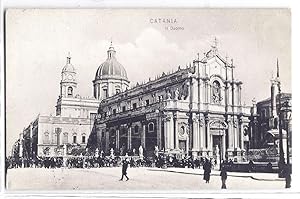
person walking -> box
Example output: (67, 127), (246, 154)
(119, 159), (129, 181)
(220, 165), (227, 189)
(203, 158), (212, 183)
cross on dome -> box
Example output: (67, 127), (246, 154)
(67, 52), (71, 64)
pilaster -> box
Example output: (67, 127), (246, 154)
(141, 123), (146, 148)
(192, 113), (200, 152)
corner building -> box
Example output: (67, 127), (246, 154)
(90, 43), (253, 160)
(33, 54), (100, 157)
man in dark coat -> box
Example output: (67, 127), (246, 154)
(203, 158), (212, 183)
(120, 159), (129, 181)
(220, 165), (228, 189)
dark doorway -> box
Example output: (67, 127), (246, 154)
(212, 135), (223, 160)
(109, 129), (116, 150)
(145, 124), (157, 152)
(179, 140), (186, 152)
(119, 128), (128, 154)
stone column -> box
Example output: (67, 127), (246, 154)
(169, 113), (174, 149)
(163, 112), (174, 150)
(141, 123), (146, 148)
(233, 117), (238, 149)
(240, 125), (245, 151)
(205, 115), (210, 156)
(191, 77), (198, 109)
(105, 130), (109, 153)
(209, 132), (213, 156)
(227, 116), (234, 159)
(174, 112), (179, 149)
(128, 126), (132, 150)
(237, 117), (243, 149)
(227, 116), (234, 150)
(157, 117), (162, 149)
(64, 86), (67, 97)
(116, 129), (120, 150)
(163, 118), (168, 150)
(222, 133), (226, 160)
(199, 115), (205, 152)
(95, 84), (98, 99)
(204, 81), (209, 103)
(192, 113), (200, 151)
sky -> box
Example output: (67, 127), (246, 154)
(5, 9), (291, 153)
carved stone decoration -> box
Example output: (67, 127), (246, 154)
(174, 88), (180, 100)
(186, 125), (190, 135)
(178, 122), (189, 138)
(210, 120), (227, 130)
(192, 115), (198, 123)
(179, 126), (185, 136)
(166, 90), (172, 99)
(181, 81), (190, 100)
(233, 121), (238, 128)
(212, 80), (223, 104)
(199, 118), (205, 127)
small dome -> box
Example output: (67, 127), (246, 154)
(62, 54), (75, 73)
(95, 44), (128, 81)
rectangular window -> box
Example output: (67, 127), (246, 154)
(113, 109), (116, 115)
(53, 133), (58, 144)
(122, 106), (126, 112)
(82, 136), (86, 144)
(146, 99), (150, 106)
(63, 133), (68, 144)
(73, 135), (77, 144)
(133, 103), (137, 109)
(44, 134), (50, 144)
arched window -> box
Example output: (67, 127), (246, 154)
(73, 133), (77, 144)
(82, 134), (86, 144)
(148, 122), (154, 132)
(212, 80), (222, 103)
(68, 86), (73, 97)
(103, 88), (108, 98)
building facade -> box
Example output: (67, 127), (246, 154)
(89, 43), (254, 160)
(16, 54), (101, 157)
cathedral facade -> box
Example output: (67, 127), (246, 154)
(89, 42), (254, 160)
(15, 41), (260, 161)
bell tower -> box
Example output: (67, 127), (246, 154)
(60, 52), (77, 98)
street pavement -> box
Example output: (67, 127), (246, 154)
(6, 167), (286, 191)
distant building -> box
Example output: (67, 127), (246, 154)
(252, 60), (292, 150)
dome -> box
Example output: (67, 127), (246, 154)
(95, 44), (128, 81)
(62, 55), (75, 73)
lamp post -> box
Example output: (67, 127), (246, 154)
(281, 99), (292, 188)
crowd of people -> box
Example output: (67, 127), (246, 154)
(6, 154), (219, 170)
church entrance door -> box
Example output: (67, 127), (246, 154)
(212, 135), (223, 162)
